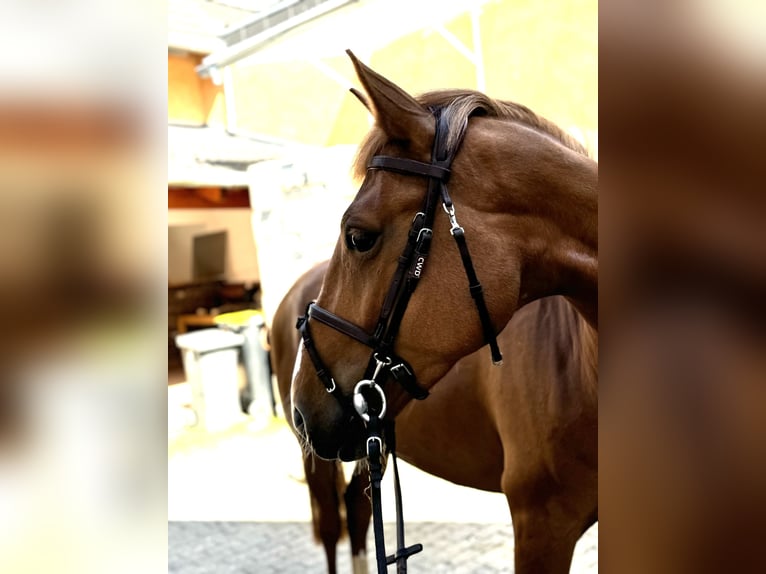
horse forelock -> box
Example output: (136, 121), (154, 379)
(352, 89), (588, 180)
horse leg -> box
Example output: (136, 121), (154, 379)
(509, 505), (579, 573)
(304, 456), (345, 574)
(344, 464), (372, 574)
(505, 475), (594, 574)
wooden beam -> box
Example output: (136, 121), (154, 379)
(168, 186), (250, 209)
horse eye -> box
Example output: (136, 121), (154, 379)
(345, 229), (380, 253)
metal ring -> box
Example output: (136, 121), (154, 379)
(353, 379), (387, 422)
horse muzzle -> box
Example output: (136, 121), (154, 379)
(293, 398), (368, 461)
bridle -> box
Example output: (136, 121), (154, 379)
(297, 106), (503, 409)
(295, 106), (503, 572)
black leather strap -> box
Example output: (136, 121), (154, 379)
(308, 303), (376, 348)
(366, 417), (388, 573)
(387, 448), (423, 570)
(366, 419), (422, 573)
(378, 227), (433, 353)
(389, 357), (428, 401)
(451, 227), (503, 365)
(373, 213), (426, 342)
(296, 310), (338, 393)
(369, 156), (450, 181)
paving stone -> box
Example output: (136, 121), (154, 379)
(169, 521), (597, 573)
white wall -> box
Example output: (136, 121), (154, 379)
(248, 146), (357, 324)
(168, 209), (259, 284)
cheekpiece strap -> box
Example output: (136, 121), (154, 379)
(297, 307), (338, 394)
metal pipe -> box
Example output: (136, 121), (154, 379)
(196, 0), (355, 80)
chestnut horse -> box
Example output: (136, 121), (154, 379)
(288, 52), (597, 573)
(273, 261), (597, 573)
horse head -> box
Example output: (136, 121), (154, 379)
(291, 51), (597, 461)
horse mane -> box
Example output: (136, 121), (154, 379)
(353, 89), (587, 180)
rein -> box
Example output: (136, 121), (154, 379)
(296, 107), (503, 572)
(366, 416), (422, 573)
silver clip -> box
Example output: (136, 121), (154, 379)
(442, 203), (463, 234)
(371, 354), (391, 381)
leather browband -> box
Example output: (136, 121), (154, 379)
(369, 156), (450, 181)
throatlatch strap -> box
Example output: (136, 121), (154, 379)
(451, 227), (504, 365)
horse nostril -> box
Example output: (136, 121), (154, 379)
(292, 407), (305, 430)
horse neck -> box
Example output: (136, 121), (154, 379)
(502, 142), (598, 329)
(520, 207), (598, 328)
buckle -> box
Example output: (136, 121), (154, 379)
(366, 435), (383, 457)
(390, 362), (413, 380)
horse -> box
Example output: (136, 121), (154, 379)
(288, 51), (598, 573)
(272, 261), (597, 573)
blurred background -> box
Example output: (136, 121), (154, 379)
(1, 0), (763, 571)
(0, 1), (165, 573)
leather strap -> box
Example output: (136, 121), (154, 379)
(366, 417), (388, 573)
(451, 228), (504, 365)
(308, 303), (376, 348)
(373, 212), (426, 342)
(369, 156), (450, 181)
(296, 311), (337, 394)
(366, 419), (422, 574)
(386, 423), (423, 571)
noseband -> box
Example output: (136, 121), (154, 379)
(296, 106), (503, 415)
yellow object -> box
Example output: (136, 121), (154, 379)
(214, 309), (264, 328)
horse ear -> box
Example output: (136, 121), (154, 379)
(346, 50), (433, 145)
(349, 87), (371, 111)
